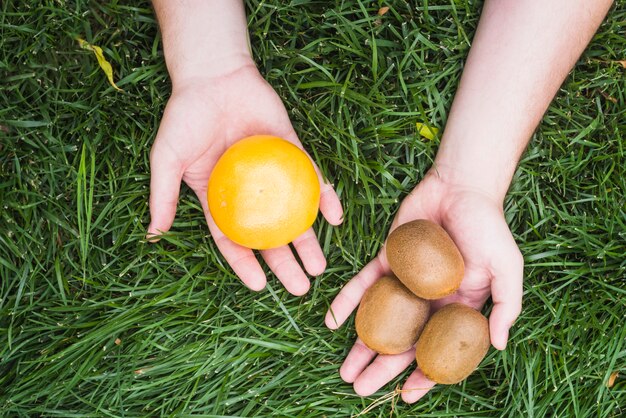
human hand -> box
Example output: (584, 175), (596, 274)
(324, 170), (523, 403)
(147, 63), (343, 295)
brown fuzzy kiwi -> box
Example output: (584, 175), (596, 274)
(386, 219), (464, 300)
(415, 303), (490, 384)
(355, 276), (430, 355)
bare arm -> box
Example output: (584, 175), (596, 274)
(435, 0), (614, 201)
(151, 0), (253, 86)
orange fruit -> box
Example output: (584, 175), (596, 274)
(207, 135), (320, 250)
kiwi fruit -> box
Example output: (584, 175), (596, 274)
(386, 219), (464, 299)
(415, 303), (490, 384)
(355, 276), (430, 355)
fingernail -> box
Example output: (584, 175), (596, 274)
(145, 228), (161, 243)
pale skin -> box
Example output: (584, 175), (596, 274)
(148, 1), (344, 296)
(149, 0), (613, 404)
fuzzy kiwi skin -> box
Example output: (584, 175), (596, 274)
(386, 220), (464, 300)
(415, 303), (490, 384)
(355, 276), (430, 355)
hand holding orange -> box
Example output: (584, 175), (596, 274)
(148, 67), (342, 294)
(208, 135), (321, 250)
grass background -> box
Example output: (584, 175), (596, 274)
(1, 0), (625, 416)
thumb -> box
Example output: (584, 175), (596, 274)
(146, 144), (183, 241)
(489, 242), (524, 350)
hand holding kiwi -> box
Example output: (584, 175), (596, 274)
(326, 187), (524, 403)
(355, 220), (490, 385)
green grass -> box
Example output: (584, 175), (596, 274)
(1, 0), (625, 416)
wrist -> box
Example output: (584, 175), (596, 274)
(154, 0), (254, 87)
(429, 151), (516, 204)
(168, 54), (256, 90)
(420, 165), (508, 208)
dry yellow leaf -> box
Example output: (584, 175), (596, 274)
(607, 371), (619, 388)
(600, 90), (618, 103)
(378, 6), (390, 16)
(416, 122), (439, 141)
(617, 60), (626, 68)
(77, 38), (123, 91)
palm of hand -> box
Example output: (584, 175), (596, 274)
(325, 174), (523, 403)
(148, 65), (343, 295)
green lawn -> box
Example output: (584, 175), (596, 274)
(1, 1), (625, 416)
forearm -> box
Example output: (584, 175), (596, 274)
(434, 0), (613, 201)
(152, 0), (253, 87)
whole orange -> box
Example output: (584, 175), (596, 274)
(207, 135), (320, 250)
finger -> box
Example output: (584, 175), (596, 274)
(213, 232), (267, 292)
(339, 338), (377, 383)
(401, 369), (436, 404)
(197, 191), (267, 291)
(292, 228), (326, 277)
(318, 178), (343, 226)
(489, 244), (524, 350)
(309, 153), (342, 226)
(261, 246), (311, 296)
(147, 144), (183, 241)
(324, 256), (388, 330)
(280, 129), (343, 226)
(353, 348), (416, 397)
(430, 268), (490, 312)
